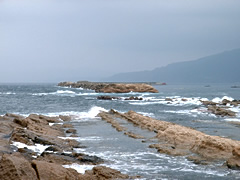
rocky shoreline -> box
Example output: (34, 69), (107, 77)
(0, 113), (135, 179)
(58, 81), (159, 93)
(98, 110), (240, 169)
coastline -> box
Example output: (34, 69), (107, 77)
(1, 83), (240, 179)
(0, 113), (134, 179)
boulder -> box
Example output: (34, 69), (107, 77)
(66, 129), (77, 134)
(32, 160), (80, 180)
(227, 146), (240, 170)
(0, 153), (38, 180)
(85, 166), (130, 179)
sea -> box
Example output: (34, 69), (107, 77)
(0, 83), (240, 179)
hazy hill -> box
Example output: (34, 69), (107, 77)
(106, 48), (240, 83)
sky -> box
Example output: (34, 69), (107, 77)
(0, 0), (240, 83)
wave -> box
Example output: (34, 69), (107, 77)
(32, 90), (76, 96)
(0, 92), (16, 95)
(44, 106), (108, 120)
(212, 96), (234, 103)
(129, 97), (207, 106)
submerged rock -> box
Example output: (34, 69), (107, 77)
(97, 96), (120, 100)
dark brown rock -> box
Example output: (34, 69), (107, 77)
(97, 96), (120, 100)
(66, 128), (77, 134)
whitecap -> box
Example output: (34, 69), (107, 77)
(72, 106), (108, 120)
(0, 92), (16, 95)
(224, 118), (240, 123)
(32, 90), (76, 96)
(137, 112), (155, 117)
(212, 96), (234, 103)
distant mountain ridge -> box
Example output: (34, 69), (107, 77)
(106, 48), (240, 83)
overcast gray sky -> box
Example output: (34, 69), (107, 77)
(1, 0), (240, 82)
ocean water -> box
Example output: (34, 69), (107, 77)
(1, 83), (240, 179)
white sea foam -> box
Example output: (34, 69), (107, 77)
(212, 96), (234, 103)
(44, 106), (108, 120)
(0, 92), (16, 95)
(49, 122), (63, 126)
(130, 97), (205, 106)
(63, 164), (95, 174)
(32, 90), (76, 96)
(73, 147), (230, 178)
(225, 118), (240, 123)
(137, 112), (155, 117)
(59, 136), (103, 141)
(11, 141), (49, 155)
(74, 106), (108, 119)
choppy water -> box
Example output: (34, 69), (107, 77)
(1, 83), (240, 179)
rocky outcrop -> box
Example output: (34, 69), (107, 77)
(226, 147), (240, 170)
(0, 113), (132, 179)
(200, 99), (240, 117)
(97, 96), (120, 100)
(99, 83), (158, 93)
(58, 81), (159, 93)
(97, 96), (143, 101)
(207, 105), (236, 117)
(84, 166), (134, 179)
(98, 110), (240, 167)
(0, 153), (38, 180)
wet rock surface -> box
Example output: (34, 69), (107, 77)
(58, 81), (159, 93)
(97, 96), (143, 101)
(201, 99), (240, 117)
(0, 114), (133, 179)
(98, 110), (240, 168)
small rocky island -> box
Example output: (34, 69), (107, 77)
(58, 81), (159, 93)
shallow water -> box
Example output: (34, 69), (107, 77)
(1, 83), (240, 179)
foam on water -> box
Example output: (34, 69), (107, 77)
(164, 107), (216, 117)
(212, 96), (234, 103)
(74, 147), (231, 178)
(0, 92), (16, 95)
(32, 90), (76, 96)
(74, 106), (108, 119)
(43, 106), (108, 120)
(63, 164), (95, 174)
(137, 112), (155, 117)
(129, 96), (207, 106)
(11, 141), (49, 155)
